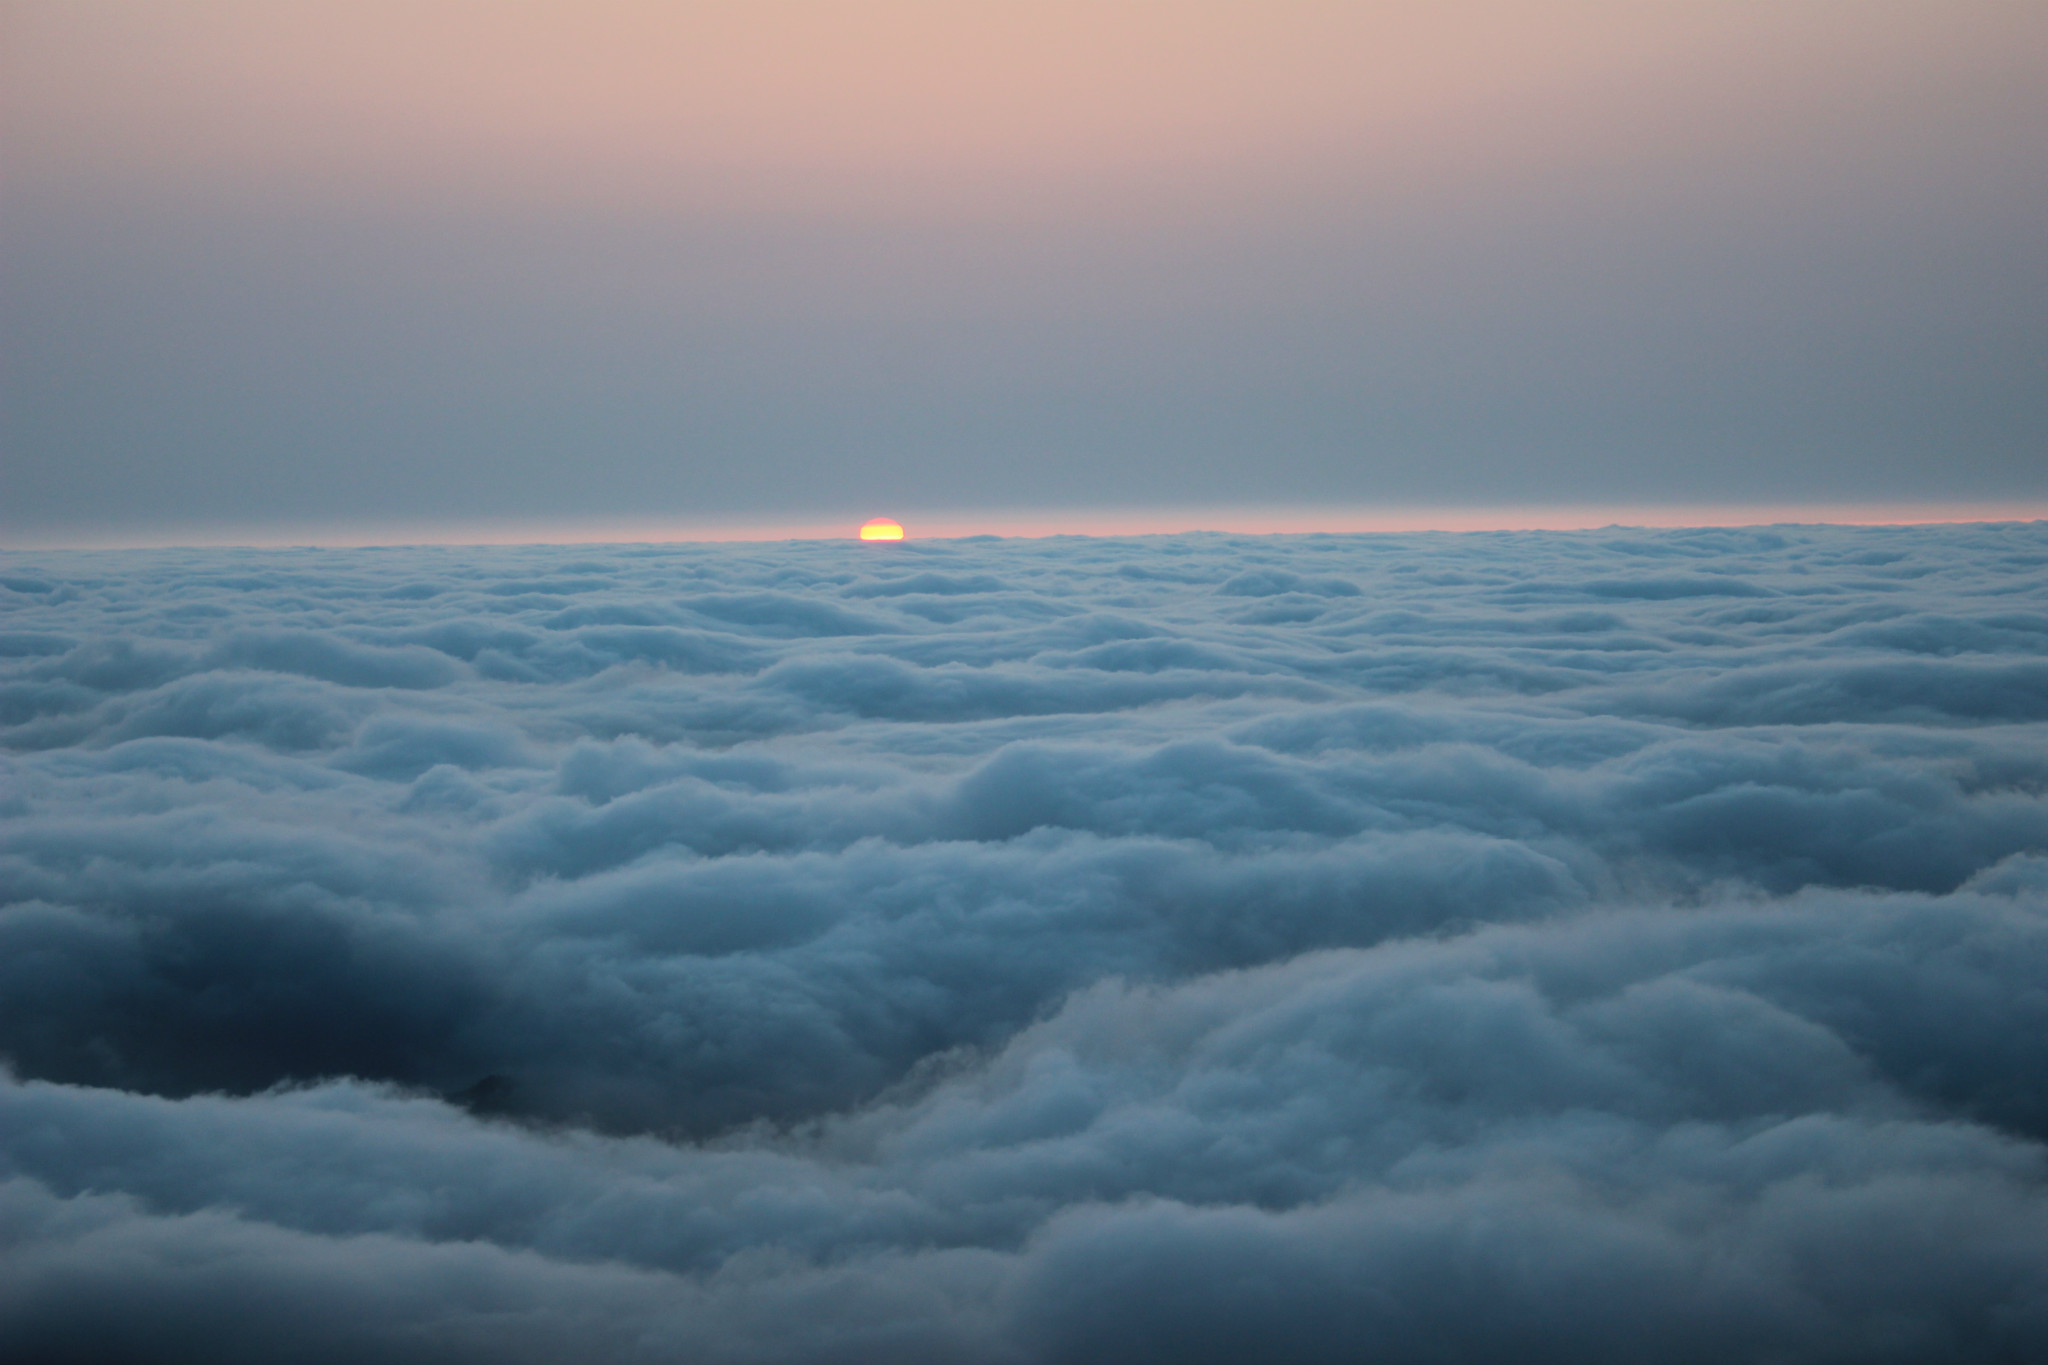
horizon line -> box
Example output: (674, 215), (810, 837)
(5, 500), (2046, 552)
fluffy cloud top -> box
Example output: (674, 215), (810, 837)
(3, 524), (2048, 1362)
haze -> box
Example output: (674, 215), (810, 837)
(4, 1), (2044, 544)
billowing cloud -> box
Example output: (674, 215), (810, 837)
(3, 523), (2048, 1361)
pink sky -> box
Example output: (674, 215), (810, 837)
(4, 2), (2042, 542)
(15, 3), (2038, 219)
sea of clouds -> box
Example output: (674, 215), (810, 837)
(4, 523), (2048, 1363)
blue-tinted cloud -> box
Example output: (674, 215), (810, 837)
(3, 523), (2048, 1360)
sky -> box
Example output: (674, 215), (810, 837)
(8, 11), (2048, 1356)
(6, 522), (2048, 1359)
(4, 1), (2046, 545)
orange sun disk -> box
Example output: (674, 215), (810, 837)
(859, 518), (904, 541)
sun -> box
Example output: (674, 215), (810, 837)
(859, 517), (904, 541)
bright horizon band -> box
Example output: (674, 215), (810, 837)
(8, 501), (2045, 552)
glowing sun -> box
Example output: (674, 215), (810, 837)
(859, 518), (904, 541)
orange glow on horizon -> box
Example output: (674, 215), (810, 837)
(859, 517), (905, 540)
(9, 502), (2046, 551)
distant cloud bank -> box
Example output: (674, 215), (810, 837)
(4, 523), (2048, 1362)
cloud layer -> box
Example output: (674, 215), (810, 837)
(4, 523), (2048, 1361)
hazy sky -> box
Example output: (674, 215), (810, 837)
(3, 1), (2044, 541)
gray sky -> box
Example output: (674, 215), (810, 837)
(4, 1), (2045, 542)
